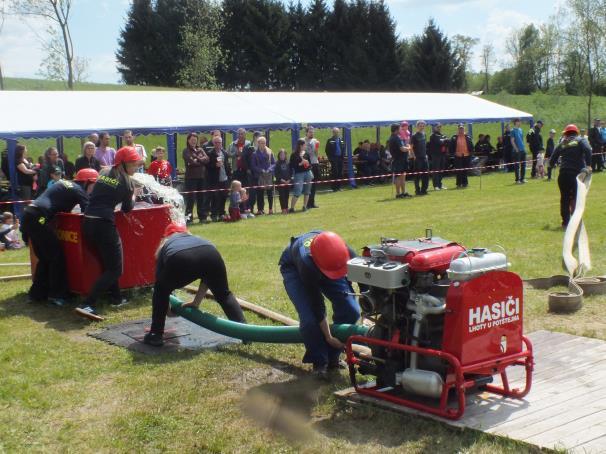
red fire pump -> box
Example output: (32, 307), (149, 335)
(345, 231), (533, 420)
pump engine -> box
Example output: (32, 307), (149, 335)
(345, 231), (534, 419)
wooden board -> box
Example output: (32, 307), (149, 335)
(335, 330), (606, 453)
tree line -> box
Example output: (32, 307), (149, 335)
(116, 0), (467, 92)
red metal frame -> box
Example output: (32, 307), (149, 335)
(346, 334), (533, 420)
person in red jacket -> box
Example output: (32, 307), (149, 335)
(147, 146), (173, 186)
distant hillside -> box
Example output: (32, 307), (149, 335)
(2, 77), (175, 91)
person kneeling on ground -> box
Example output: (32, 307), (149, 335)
(144, 223), (247, 346)
(279, 230), (361, 379)
(20, 169), (98, 306)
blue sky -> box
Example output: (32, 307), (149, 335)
(0, 0), (564, 84)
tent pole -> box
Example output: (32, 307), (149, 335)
(115, 134), (122, 149)
(500, 121), (505, 137)
(167, 133), (177, 180)
(291, 125), (300, 153)
(376, 126), (381, 144)
(265, 129), (271, 147)
(56, 136), (64, 156)
(467, 123), (473, 140)
(344, 127), (356, 188)
(6, 139), (22, 217)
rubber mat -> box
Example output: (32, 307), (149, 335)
(89, 317), (241, 354)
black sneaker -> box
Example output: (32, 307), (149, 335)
(143, 331), (164, 347)
(288, 208), (295, 213)
(74, 305), (104, 321)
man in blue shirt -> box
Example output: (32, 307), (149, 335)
(510, 118), (527, 184)
(279, 230), (360, 379)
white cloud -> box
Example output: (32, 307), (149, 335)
(0, 15), (47, 78)
(85, 53), (121, 84)
(0, 14), (121, 84)
(472, 10), (538, 71)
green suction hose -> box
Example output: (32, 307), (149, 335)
(169, 295), (368, 343)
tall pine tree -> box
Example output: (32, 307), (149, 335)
(116, 0), (156, 85)
(407, 19), (462, 91)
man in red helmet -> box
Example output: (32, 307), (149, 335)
(549, 124), (592, 227)
(279, 230), (360, 379)
(20, 168), (98, 306)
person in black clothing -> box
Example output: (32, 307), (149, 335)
(549, 124), (592, 227)
(588, 118), (604, 172)
(144, 224), (246, 346)
(75, 147), (140, 321)
(503, 124), (513, 172)
(274, 149), (291, 214)
(389, 123), (411, 198)
(182, 132), (209, 224)
(325, 128), (345, 191)
(37, 147), (65, 195)
(428, 123), (448, 190)
(20, 169), (97, 306)
(527, 120), (544, 178)
(206, 136), (231, 221)
(411, 121), (429, 195)
(75, 141), (101, 173)
(545, 129), (556, 181)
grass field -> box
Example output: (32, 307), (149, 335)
(1, 170), (605, 452)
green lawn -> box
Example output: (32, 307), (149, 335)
(1, 171), (604, 452)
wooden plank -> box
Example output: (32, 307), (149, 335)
(527, 410), (606, 448)
(183, 285), (298, 326)
(461, 361), (606, 425)
(0, 273), (31, 282)
(488, 393), (606, 439)
(574, 434), (606, 453)
(336, 330), (606, 454)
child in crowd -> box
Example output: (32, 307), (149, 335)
(274, 148), (291, 214)
(0, 212), (23, 250)
(228, 180), (244, 221)
(46, 166), (62, 188)
(147, 146), (173, 186)
(535, 151), (545, 179)
(239, 188), (254, 219)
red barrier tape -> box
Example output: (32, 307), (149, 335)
(0, 153), (598, 205)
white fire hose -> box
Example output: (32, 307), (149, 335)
(526, 170), (606, 312)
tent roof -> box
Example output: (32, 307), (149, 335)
(0, 91), (532, 139)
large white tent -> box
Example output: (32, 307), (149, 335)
(0, 91), (532, 138)
(1, 90), (532, 210)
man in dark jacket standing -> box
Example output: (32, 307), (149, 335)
(588, 118), (603, 172)
(411, 120), (429, 195)
(206, 136), (231, 222)
(527, 120), (544, 178)
(428, 123), (448, 190)
(325, 128), (345, 192)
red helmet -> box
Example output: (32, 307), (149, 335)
(74, 168), (99, 183)
(114, 146), (143, 166)
(163, 222), (188, 238)
(562, 124), (580, 136)
(310, 231), (350, 279)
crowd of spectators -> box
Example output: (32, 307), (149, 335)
(1, 120), (602, 228)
